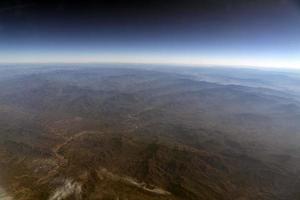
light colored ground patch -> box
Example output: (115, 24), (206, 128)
(97, 168), (171, 195)
(0, 187), (12, 200)
(49, 179), (82, 200)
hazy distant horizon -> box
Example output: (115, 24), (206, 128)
(0, 61), (300, 73)
(1, 0), (299, 69)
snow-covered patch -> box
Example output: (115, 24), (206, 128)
(49, 179), (82, 200)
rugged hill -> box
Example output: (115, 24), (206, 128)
(0, 67), (300, 200)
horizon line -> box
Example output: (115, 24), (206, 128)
(0, 61), (299, 72)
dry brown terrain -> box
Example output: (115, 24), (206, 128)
(0, 67), (300, 200)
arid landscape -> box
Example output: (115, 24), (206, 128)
(0, 65), (300, 200)
(1, 0), (300, 199)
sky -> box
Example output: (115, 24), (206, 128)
(0, 0), (300, 69)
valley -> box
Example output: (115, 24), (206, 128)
(0, 66), (299, 200)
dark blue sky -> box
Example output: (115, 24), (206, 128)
(0, 0), (299, 68)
